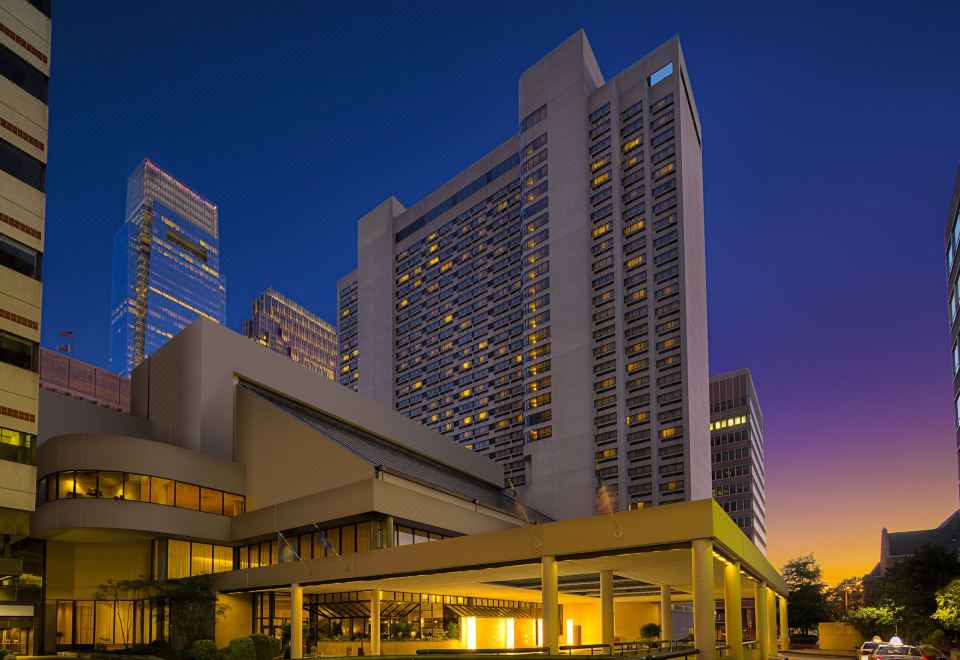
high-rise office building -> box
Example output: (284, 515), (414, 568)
(338, 31), (709, 519)
(945, 164), (960, 502)
(243, 287), (337, 379)
(109, 158), (226, 377)
(0, 0), (51, 653)
(709, 369), (766, 552)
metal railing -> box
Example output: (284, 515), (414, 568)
(560, 643), (613, 655)
(416, 649), (549, 656)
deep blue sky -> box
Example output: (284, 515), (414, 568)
(42, 1), (960, 577)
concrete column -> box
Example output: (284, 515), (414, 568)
(692, 539), (716, 660)
(754, 583), (769, 660)
(370, 589), (381, 655)
(660, 585), (673, 644)
(384, 516), (395, 548)
(766, 588), (777, 655)
(778, 595), (789, 651)
(600, 569), (614, 650)
(542, 556), (559, 654)
(723, 563), (743, 660)
(291, 583), (303, 660)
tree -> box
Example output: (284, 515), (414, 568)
(781, 554), (830, 635)
(847, 605), (902, 640)
(158, 574), (226, 651)
(93, 577), (158, 648)
(933, 579), (960, 631)
(827, 577), (864, 620)
(881, 544), (960, 641)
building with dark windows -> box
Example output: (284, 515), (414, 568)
(0, 0), (51, 654)
(709, 370), (766, 552)
(337, 31), (709, 520)
(108, 158), (226, 377)
(945, 164), (960, 503)
(33, 318), (787, 660)
(242, 287), (337, 380)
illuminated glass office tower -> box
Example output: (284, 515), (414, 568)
(945, 164), (960, 502)
(339, 31), (709, 519)
(0, 0), (52, 652)
(243, 287), (337, 379)
(109, 158), (226, 377)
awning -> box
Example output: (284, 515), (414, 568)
(445, 605), (534, 619)
(306, 601), (420, 619)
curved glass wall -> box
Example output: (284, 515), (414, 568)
(37, 470), (244, 516)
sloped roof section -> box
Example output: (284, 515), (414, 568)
(887, 510), (960, 557)
(240, 383), (551, 523)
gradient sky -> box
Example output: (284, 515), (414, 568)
(41, 1), (960, 584)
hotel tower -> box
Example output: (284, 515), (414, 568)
(109, 159), (226, 377)
(0, 0), (51, 653)
(338, 31), (709, 519)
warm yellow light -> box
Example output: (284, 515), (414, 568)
(536, 619), (543, 647)
(466, 617), (477, 650)
(506, 618), (515, 649)
(566, 618), (574, 645)
(444, 314), (453, 323)
(461, 389), (471, 398)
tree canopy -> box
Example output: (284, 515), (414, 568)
(781, 554), (830, 635)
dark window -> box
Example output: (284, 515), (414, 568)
(0, 329), (38, 371)
(0, 137), (44, 191)
(26, 0), (52, 17)
(166, 229), (208, 262)
(0, 43), (48, 103)
(0, 233), (41, 280)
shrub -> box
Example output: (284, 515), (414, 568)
(640, 623), (661, 640)
(226, 637), (256, 660)
(249, 634), (281, 660)
(193, 639), (219, 660)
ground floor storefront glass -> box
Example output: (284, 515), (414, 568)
(0, 617), (35, 654)
(55, 600), (168, 649)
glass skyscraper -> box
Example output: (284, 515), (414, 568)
(109, 158), (226, 376)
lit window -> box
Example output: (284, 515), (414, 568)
(591, 172), (611, 188)
(649, 62), (674, 87)
(623, 138), (641, 153)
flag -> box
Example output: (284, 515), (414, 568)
(278, 531), (301, 563)
(57, 343), (71, 353)
(595, 459), (616, 515)
(59, 330), (74, 338)
(508, 479), (532, 524)
(315, 527), (342, 561)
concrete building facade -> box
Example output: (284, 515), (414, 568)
(243, 287), (337, 379)
(39, 348), (131, 413)
(0, 0), (50, 653)
(109, 158), (226, 377)
(709, 370), (766, 552)
(338, 31), (709, 520)
(32, 319), (785, 660)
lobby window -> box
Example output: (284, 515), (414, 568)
(167, 539), (234, 579)
(0, 233), (42, 280)
(0, 329), (38, 371)
(175, 482), (200, 510)
(648, 62), (674, 87)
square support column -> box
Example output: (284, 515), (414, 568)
(370, 588), (381, 655)
(291, 583), (303, 660)
(600, 569), (614, 650)
(723, 562), (743, 660)
(660, 585), (673, 645)
(754, 583), (769, 660)
(542, 556), (559, 654)
(766, 587), (777, 655)
(778, 595), (789, 651)
(692, 539), (716, 660)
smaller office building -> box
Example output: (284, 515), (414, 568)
(34, 319), (787, 660)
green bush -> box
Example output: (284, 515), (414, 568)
(249, 634), (281, 660)
(192, 639), (219, 660)
(640, 623), (661, 640)
(225, 637), (256, 660)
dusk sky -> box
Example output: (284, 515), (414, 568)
(42, 1), (960, 583)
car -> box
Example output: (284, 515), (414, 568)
(859, 641), (882, 660)
(869, 643), (924, 660)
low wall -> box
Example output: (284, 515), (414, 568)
(314, 639), (462, 656)
(817, 622), (863, 652)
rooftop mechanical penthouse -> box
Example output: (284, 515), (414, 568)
(338, 31), (708, 519)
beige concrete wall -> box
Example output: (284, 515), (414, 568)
(0, 0), (51, 76)
(818, 622), (862, 651)
(0, 459), (34, 511)
(39, 390), (151, 444)
(216, 593), (252, 647)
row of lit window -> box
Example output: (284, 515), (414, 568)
(37, 470), (245, 516)
(708, 415), (747, 431)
